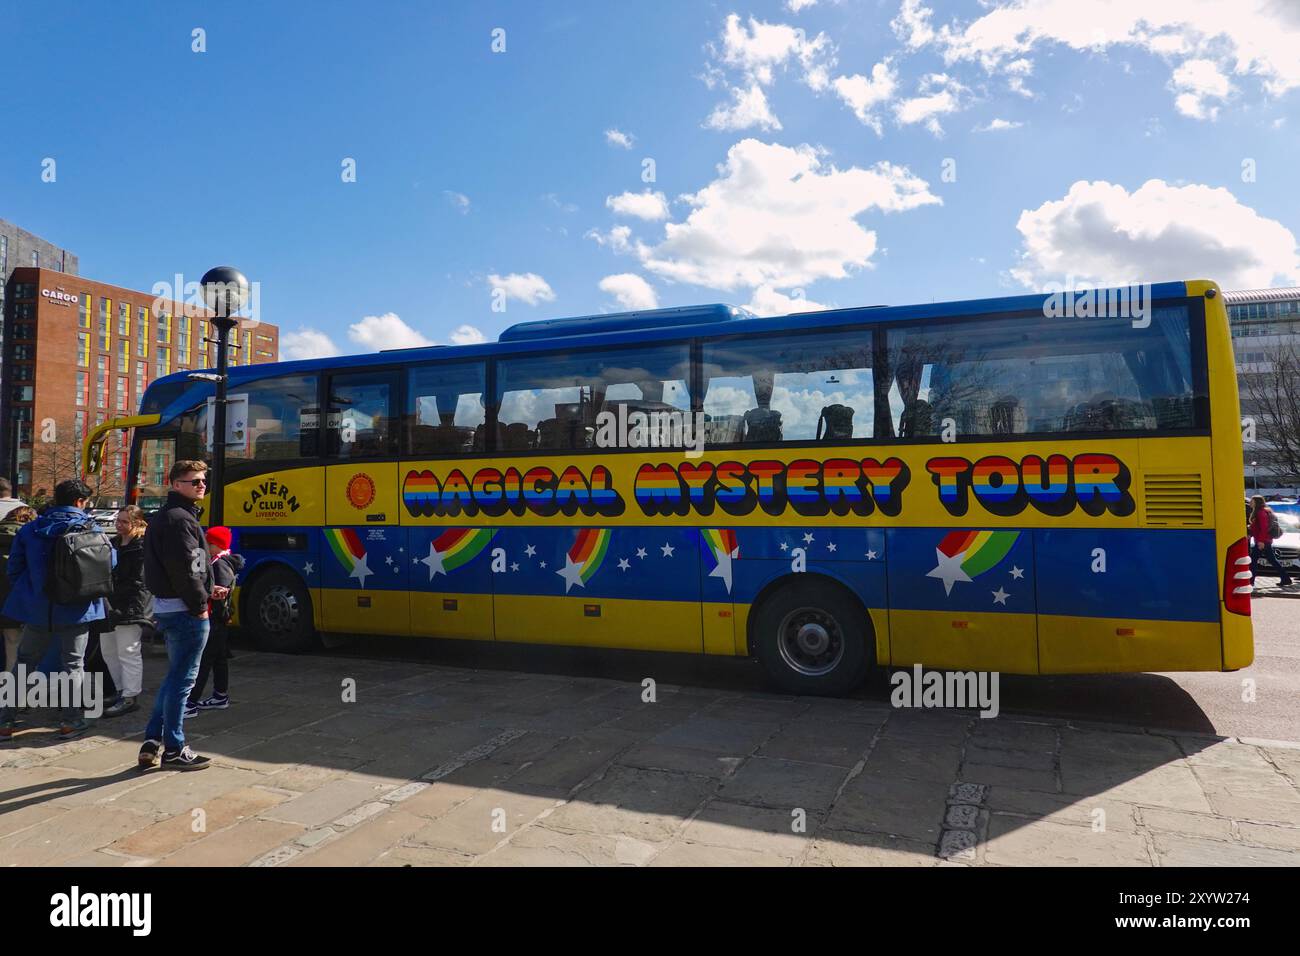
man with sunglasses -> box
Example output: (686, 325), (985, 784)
(140, 460), (215, 770)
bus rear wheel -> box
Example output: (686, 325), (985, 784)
(244, 567), (316, 653)
(751, 580), (871, 696)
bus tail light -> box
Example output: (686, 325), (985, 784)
(1224, 537), (1252, 616)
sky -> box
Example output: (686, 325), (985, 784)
(3, 0), (1298, 360)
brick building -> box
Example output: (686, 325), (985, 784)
(1, 267), (279, 496)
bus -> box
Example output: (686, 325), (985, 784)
(84, 278), (1251, 695)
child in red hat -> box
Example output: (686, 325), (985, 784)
(186, 527), (244, 716)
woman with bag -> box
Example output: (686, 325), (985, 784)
(99, 506), (154, 718)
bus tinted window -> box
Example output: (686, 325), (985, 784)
(702, 330), (875, 445)
(228, 373), (320, 461)
(497, 346), (690, 451)
(327, 371), (397, 458)
(406, 362), (486, 455)
(882, 305), (1202, 439)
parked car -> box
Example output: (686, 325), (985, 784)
(90, 509), (118, 533)
(1256, 510), (1300, 576)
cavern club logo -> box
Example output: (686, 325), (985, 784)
(242, 477), (303, 518)
(400, 452), (1134, 520)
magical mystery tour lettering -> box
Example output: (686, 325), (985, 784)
(400, 452), (1134, 520)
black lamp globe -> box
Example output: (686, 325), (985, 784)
(200, 266), (249, 323)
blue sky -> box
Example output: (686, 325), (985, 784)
(3, 0), (1298, 358)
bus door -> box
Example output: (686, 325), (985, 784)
(321, 368), (409, 636)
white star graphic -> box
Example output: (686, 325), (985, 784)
(992, 587), (1010, 606)
(827, 542), (837, 553)
(511, 562), (519, 572)
(618, 558), (630, 571)
(926, 548), (972, 596)
(779, 541), (789, 552)
(556, 555), (586, 593)
(385, 555), (393, 565)
(349, 552), (373, 588)
(865, 550), (877, 560)
(803, 532), (815, 544)
(304, 562), (314, 575)
(661, 542), (675, 557)
(421, 542), (446, 580)
(708, 546), (738, 594)
(412, 557), (419, 565)
(635, 548), (647, 559)
(525, 544), (536, 557)
(539, 560), (547, 569)
(1010, 565), (1024, 580)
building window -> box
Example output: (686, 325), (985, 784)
(0, 235), (6, 273)
(118, 301), (130, 337)
(76, 371), (89, 406)
(135, 362), (147, 399)
(97, 356), (108, 408)
(156, 312), (171, 343)
(78, 332), (91, 367)
(30, 251), (38, 268)
(75, 411), (86, 445)
(13, 283), (36, 299)
(156, 347), (170, 378)
(99, 299), (111, 351)
(11, 385), (33, 403)
(15, 302), (33, 320)
(80, 293), (92, 329)
(13, 364), (33, 383)
(13, 345), (35, 362)
(118, 338), (130, 372)
(116, 377), (128, 412)
(136, 308), (148, 357)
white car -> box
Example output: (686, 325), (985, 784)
(90, 509), (118, 533)
(1257, 511), (1300, 576)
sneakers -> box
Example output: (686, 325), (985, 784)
(138, 738), (162, 769)
(196, 694), (229, 711)
(103, 695), (138, 718)
(161, 746), (210, 771)
(57, 721), (91, 741)
(183, 702), (200, 719)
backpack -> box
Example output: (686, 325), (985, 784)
(816, 404), (855, 441)
(1268, 510), (1283, 541)
(46, 528), (115, 604)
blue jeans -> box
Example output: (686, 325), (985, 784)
(145, 612), (210, 752)
(0, 624), (91, 726)
(1251, 542), (1294, 586)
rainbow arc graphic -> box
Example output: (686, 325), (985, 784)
(557, 528), (611, 593)
(700, 529), (739, 593)
(926, 530), (1019, 596)
(325, 528), (373, 587)
(421, 528), (496, 579)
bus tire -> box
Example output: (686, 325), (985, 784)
(751, 579), (871, 696)
(244, 567), (316, 653)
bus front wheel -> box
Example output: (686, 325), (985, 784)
(244, 567), (316, 653)
(751, 580), (871, 696)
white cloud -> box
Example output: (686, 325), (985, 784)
(893, 73), (968, 136)
(705, 83), (782, 131)
(450, 324), (487, 345)
(605, 190), (671, 221)
(787, 0), (818, 11)
(631, 138), (941, 292)
(348, 313), (436, 351)
(488, 272), (557, 306)
(913, 0), (1300, 119)
(281, 327), (341, 361)
(443, 191), (470, 214)
(891, 0), (936, 50)
(1011, 179), (1300, 290)
(605, 128), (634, 149)
(715, 13), (831, 86)
(974, 117), (1024, 132)
(599, 273), (660, 311)
(831, 62), (898, 134)
(1171, 58), (1234, 119)
(745, 285), (830, 317)
(585, 225), (634, 254)
(540, 192), (578, 213)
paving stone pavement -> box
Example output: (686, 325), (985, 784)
(2, 648), (1298, 866)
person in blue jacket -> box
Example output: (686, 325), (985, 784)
(0, 479), (111, 741)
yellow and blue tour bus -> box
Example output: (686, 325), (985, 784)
(84, 279), (1251, 695)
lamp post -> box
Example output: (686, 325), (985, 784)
(1251, 460), (1258, 493)
(200, 266), (249, 526)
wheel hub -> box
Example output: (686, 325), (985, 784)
(259, 585), (299, 635)
(776, 606), (845, 677)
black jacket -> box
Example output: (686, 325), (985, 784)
(0, 518), (25, 629)
(210, 552), (245, 623)
(144, 491), (213, 615)
(105, 534), (154, 627)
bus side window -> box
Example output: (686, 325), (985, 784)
(225, 373), (319, 462)
(702, 331), (874, 446)
(405, 362), (486, 456)
(326, 371), (398, 459)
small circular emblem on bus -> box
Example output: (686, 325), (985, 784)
(347, 473), (376, 510)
